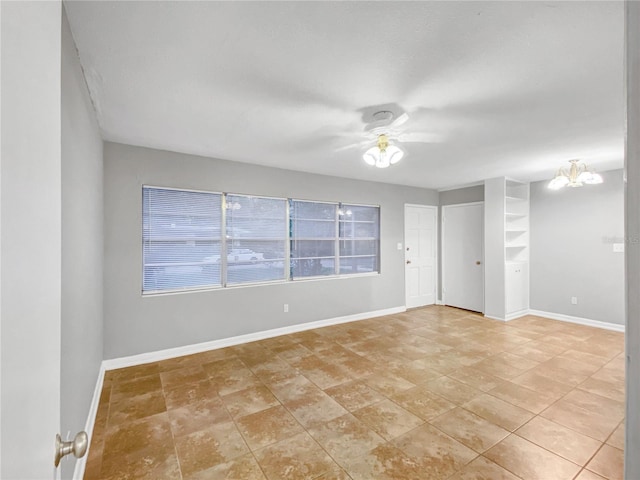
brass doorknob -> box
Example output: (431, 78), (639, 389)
(476, 261), (482, 265)
(406, 260), (411, 264)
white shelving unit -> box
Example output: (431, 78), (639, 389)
(484, 177), (530, 320)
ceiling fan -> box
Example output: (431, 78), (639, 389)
(336, 105), (441, 168)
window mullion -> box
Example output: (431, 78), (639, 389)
(221, 193), (228, 287)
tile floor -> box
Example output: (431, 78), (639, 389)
(84, 306), (625, 480)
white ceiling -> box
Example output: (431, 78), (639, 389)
(64, 1), (625, 190)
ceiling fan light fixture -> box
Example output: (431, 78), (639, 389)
(363, 134), (404, 168)
(547, 159), (602, 190)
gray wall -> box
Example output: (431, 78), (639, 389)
(529, 169), (624, 325)
(437, 185), (485, 301)
(625, 1), (640, 476)
(439, 185), (484, 206)
(61, 8), (103, 478)
(1, 2), (63, 477)
(104, 142), (437, 359)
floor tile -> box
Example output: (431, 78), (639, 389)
(184, 453), (267, 480)
(606, 422), (624, 450)
(488, 381), (560, 414)
(342, 443), (423, 480)
(485, 434), (581, 480)
(423, 376), (482, 405)
(515, 415), (602, 465)
(308, 413), (385, 467)
(463, 394), (534, 431)
(390, 384), (456, 421)
(391, 423), (478, 478)
(430, 407), (510, 453)
(324, 380), (386, 411)
(86, 306), (626, 479)
(353, 399), (424, 441)
(586, 444), (624, 480)
(236, 405), (304, 451)
(447, 455), (521, 480)
(174, 421), (249, 476)
(254, 431), (337, 480)
(167, 395), (231, 437)
(220, 384), (280, 418)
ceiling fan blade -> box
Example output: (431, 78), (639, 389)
(335, 139), (371, 152)
(396, 132), (444, 143)
(390, 112), (409, 128)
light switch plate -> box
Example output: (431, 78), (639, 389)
(613, 243), (625, 253)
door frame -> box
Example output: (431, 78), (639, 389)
(441, 201), (485, 312)
(404, 203), (438, 308)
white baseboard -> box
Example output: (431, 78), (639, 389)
(72, 363), (106, 480)
(483, 314), (508, 322)
(102, 306), (406, 371)
(436, 299), (445, 305)
(528, 309), (625, 333)
(505, 309), (529, 321)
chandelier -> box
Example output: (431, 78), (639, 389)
(363, 134), (404, 168)
(548, 159), (603, 190)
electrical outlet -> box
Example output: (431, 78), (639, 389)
(571, 297), (578, 305)
(283, 304), (289, 313)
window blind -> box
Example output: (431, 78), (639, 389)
(142, 187), (222, 292)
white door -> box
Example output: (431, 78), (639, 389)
(404, 205), (437, 308)
(442, 203), (484, 312)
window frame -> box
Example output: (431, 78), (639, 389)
(141, 186), (381, 296)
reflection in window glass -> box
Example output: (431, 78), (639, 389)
(225, 195), (287, 285)
(290, 200), (338, 278)
(339, 204), (380, 275)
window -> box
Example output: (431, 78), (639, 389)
(142, 187), (380, 294)
(339, 204), (380, 274)
(225, 194), (287, 285)
(143, 187), (222, 292)
(290, 200), (337, 278)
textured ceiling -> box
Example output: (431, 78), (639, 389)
(64, 1), (624, 190)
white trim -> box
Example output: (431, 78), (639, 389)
(103, 306), (406, 370)
(436, 299), (445, 305)
(72, 363), (106, 480)
(484, 314), (508, 322)
(505, 309), (529, 321)
(528, 309), (625, 332)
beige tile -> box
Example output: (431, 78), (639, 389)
(110, 374), (163, 402)
(254, 431), (337, 480)
(447, 455), (521, 480)
(220, 384), (279, 419)
(309, 413), (385, 467)
(163, 379), (218, 409)
(586, 444), (624, 480)
(485, 434), (581, 480)
(159, 365), (208, 390)
(431, 407), (510, 453)
(541, 400), (621, 442)
(362, 372), (416, 397)
(391, 384), (456, 420)
(391, 423), (478, 478)
(168, 396), (231, 437)
(184, 453), (267, 480)
(107, 390), (166, 427)
(341, 443), (425, 480)
(235, 405), (304, 451)
(579, 376), (625, 403)
(324, 380), (386, 411)
(515, 416), (602, 465)
(424, 376), (482, 405)
(284, 388), (349, 429)
(174, 421), (249, 476)
(489, 381), (560, 414)
(574, 469), (608, 480)
(473, 352), (538, 380)
(606, 422), (624, 450)
(448, 367), (508, 392)
(511, 370), (573, 397)
(102, 412), (173, 460)
(101, 448), (181, 480)
(463, 394), (535, 432)
(353, 399), (424, 441)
